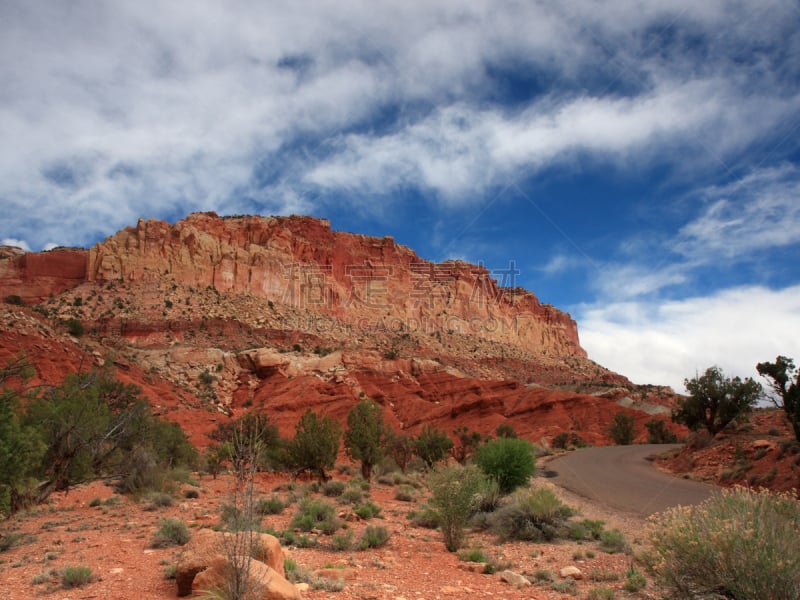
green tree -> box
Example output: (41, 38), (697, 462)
(428, 464), (487, 551)
(414, 424), (453, 469)
(286, 409), (341, 482)
(757, 356), (800, 442)
(0, 358), (44, 516)
(344, 399), (385, 480)
(473, 436), (536, 494)
(608, 412), (636, 445)
(673, 366), (762, 436)
(210, 413), (282, 471)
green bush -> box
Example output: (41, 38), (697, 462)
(599, 528), (627, 554)
(623, 567), (647, 592)
(353, 500), (382, 520)
(331, 530), (353, 551)
(607, 412), (635, 445)
(414, 425), (453, 469)
(290, 498), (341, 535)
(338, 486), (364, 505)
(645, 419), (678, 444)
(358, 525), (390, 549)
(256, 495), (285, 515)
(322, 480), (345, 497)
(60, 565), (93, 588)
(488, 486), (574, 542)
(587, 587), (615, 600)
(428, 464), (487, 551)
(474, 437), (536, 494)
(648, 487), (800, 599)
(568, 518), (605, 541)
(149, 518), (190, 548)
(394, 485), (415, 502)
(143, 491), (174, 510)
(407, 505), (440, 529)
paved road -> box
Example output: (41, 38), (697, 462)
(545, 444), (717, 516)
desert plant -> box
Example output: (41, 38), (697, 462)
(331, 530), (353, 551)
(344, 399), (386, 480)
(338, 486), (364, 505)
(758, 356), (800, 441)
(358, 525), (390, 549)
(322, 480), (346, 497)
(385, 429), (415, 472)
(394, 485), (415, 502)
(60, 565), (93, 588)
(353, 500), (382, 520)
(587, 587), (615, 600)
(623, 567), (647, 592)
(673, 366), (762, 435)
(607, 412), (636, 445)
(255, 495), (284, 515)
(645, 419), (678, 444)
(414, 424), (453, 469)
(150, 517), (190, 548)
(286, 409), (341, 483)
(648, 487), (800, 599)
(488, 486), (574, 542)
(407, 505), (440, 529)
(599, 528), (627, 553)
(291, 497), (341, 535)
(473, 436), (536, 493)
(568, 518), (605, 541)
(428, 464), (488, 551)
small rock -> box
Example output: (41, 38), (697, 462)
(560, 566), (583, 580)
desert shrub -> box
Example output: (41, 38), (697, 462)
(358, 525), (390, 549)
(623, 567), (647, 592)
(322, 480), (345, 497)
(394, 485), (415, 502)
(150, 518), (190, 548)
(414, 424), (453, 469)
(407, 505), (440, 529)
(648, 487), (800, 599)
(184, 489), (200, 499)
(531, 569), (555, 583)
(0, 532), (29, 553)
(607, 412), (635, 445)
(4, 294), (24, 306)
(353, 500), (382, 520)
(88, 496), (102, 507)
(219, 503), (260, 532)
(551, 578), (578, 595)
(488, 486), (574, 542)
(587, 587), (615, 600)
(64, 318), (84, 337)
(475, 477), (502, 513)
(645, 419), (678, 444)
(474, 437), (536, 493)
(599, 529), (627, 553)
(458, 548), (488, 563)
(163, 564), (177, 580)
(568, 518), (605, 541)
(291, 498), (341, 535)
(338, 486), (364, 505)
(142, 491), (174, 510)
(428, 464), (488, 551)
(551, 432), (571, 450)
(60, 565), (93, 588)
(255, 495), (285, 515)
(331, 530), (353, 551)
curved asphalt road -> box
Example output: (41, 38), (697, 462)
(545, 444), (717, 517)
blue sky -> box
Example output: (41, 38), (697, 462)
(1, 1), (799, 392)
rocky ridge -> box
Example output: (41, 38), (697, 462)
(0, 212), (681, 445)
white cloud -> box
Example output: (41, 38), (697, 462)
(676, 165), (800, 261)
(1, 238), (30, 251)
(577, 285), (800, 392)
(0, 1), (797, 248)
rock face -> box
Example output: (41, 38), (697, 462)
(85, 213), (585, 358)
(0, 247), (87, 304)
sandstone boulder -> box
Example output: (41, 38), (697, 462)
(499, 570), (531, 588)
(175, 529), (288, 597)
(560, 565), (583, 580)
(193, 555), (301, 600)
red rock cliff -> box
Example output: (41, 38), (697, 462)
(86, 213), (585, 357)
